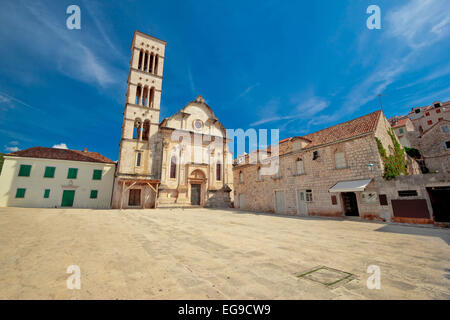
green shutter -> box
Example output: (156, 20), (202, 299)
(92, 169), (102, 180)
(90, 190), (98, 199)
(18, 165), (31, 177)
(44, 189), (50, 198)
(15, 188), (26, 198)
(67, 168), (78, 179)
(44, 166), (56, 178)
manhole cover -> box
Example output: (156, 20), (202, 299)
(297, 266), (355, 288)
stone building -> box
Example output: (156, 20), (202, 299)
(111, 31), (232, 209)
(413, 119), (450, 175)
(233, 110), (422, 221)
(389, 116), (416, 147)
(407, 100), (449, 133)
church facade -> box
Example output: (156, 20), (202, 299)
(111, 31), (232, 209)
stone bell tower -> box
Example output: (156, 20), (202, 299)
(112, 31), (167, 209)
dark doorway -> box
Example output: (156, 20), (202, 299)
(342, 192), (359, 216)
(191, 184), (201, 205)
(427, 187), (450, 222)
(128, 189), (141, 206)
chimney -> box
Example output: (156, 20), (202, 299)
(84, 148), (87, 152)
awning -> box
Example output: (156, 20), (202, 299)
(329, 179), (372, 193)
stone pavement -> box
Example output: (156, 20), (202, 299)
(0, 207), (448, 299)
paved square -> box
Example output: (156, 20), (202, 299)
(0, 207), (449, 299)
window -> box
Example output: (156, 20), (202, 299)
(170, 156), (177, 179)
(18, 165), (31, 177)
(425, 112), (430, 116)
(438, 117), (443, 122)
(135, 85), (142, 105)
(257, 167), (262, 181)
(149, 53), (154, 73)
(44, 189), (50, 198)
(296, 158), (304, 174)
(90, 190), (98, 199)
(149, 87), (155, 108)
(92, 169), (102, 180)
(335, 152), (346, 169)
(305, 189), (313, 202)
(312, 151), (319, 160)
(444, 141), (450, 150)
(15, 188), (26, 198)
(216, 162), (222, 181)
(67, 168), (78, 179)
(136, 152), (142, 167)
(436, 108), (441, 114)
(44, 166), (55, 178)
(427, 120), (432, 125)
(398, 190), (418, 197)
(442, 125), (449, 133)
(414, 109), (420, 114)
(379, 194), (388, 206)
(138, 49), (143, 70)
(399, 128), (404, 134)
(239, 171), (243, 183)
(154, 54), (159, 75)
(331, 195), (337, 205)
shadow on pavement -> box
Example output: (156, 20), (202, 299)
(375, 224), (450, 245)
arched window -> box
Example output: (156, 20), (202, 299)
(257, 167), (262, 181)
(239, 171), (243, 183)
(216, 161), (222, 181)
(296, 158), (304, 174)
(149, 87), (155, 108)
(142, 120), (150, 141)
(135, 85), (142, 105)
(170, 156), (177, 179)
(154, 54), (159, 75)
(138, 49), (143, 70)
(133, 119), (142, 140)
(142, 86), (148, 106)
(149, 53), (154, 73)
(143, 51), (149, 72)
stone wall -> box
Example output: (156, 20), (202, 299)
(233, 133), (387, 218)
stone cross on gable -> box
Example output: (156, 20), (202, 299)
(195, 95), (205, 103)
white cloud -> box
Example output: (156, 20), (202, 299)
(387, 0), (450, 48)
(52, 143), (68, 149)
(0, 1), (124, 89)
(250, 95), (330, 129)
(4, 146), (19, 152)
(238, 83), (260, 99)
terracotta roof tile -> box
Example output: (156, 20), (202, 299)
(390, 118), (409, 128)
(300, 110), (382, 149)
(6, 147), (115, 164)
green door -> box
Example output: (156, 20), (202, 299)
(61, 190), (75, 207)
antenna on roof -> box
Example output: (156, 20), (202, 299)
(377, 93), (384, 112)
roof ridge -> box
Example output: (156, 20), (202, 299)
(302, 109), (382, 138)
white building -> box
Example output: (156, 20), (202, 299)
(0, 147), (115, 208)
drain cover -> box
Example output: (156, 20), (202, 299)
(297, 266), (355, 288)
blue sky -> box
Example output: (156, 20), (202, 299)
(0, 0), (449, 160)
